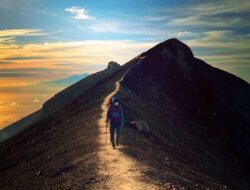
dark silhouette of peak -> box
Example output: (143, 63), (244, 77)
(119, 39), (250, 189)
(143, 38), (194, 59)
(107, 61), (120, 72)
(126, 38), (196, 85)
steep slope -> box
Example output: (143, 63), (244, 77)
(121, 38), (250, 162)
(117, 38), (250, 189)
(0, 39), (249, 190)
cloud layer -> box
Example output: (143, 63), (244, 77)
(65, 7), (94, 20)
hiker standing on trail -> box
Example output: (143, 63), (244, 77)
(106, 96), (124, 148)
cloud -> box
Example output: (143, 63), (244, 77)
(0, 102), (6, 108)
(0, 101), (20, 107)
(161, 0), (250, 16)
(0, 61), (11, 65)
(187, 0), (250, 16)
(185, 31), (250, 50)
(0, 72), (38, 78)
(0, 40), (157, 82)
(1, 35), (249, 82)
(89, 22), (123, 33)
(0, 37), (15, 43)
(148, 0), (250, 29)
(0, 0), (38, 10)
(88, 20), (194, 39)
(65, 7), (94, 20)
(0, 67), (84, 78)
(88, 21), (166, 36)
(0, 40), (157, 64)
(0, 29), (49, 44)
(33, 99), (39, 103)
(11, 102), (16, 106)
(2, 56), (47, 61)
(143, 15), (168, 22)
(167, 31), (194, 38)
(168, 15), (249, 28)
(0, 29), (45, 37)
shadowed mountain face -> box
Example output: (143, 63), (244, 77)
(119, 38), (250, 187)
(0, 39), (249, 189)
(122, 38), (250, 161)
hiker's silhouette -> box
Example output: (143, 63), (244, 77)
(106, 96), (124, 148)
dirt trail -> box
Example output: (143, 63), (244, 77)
(93, 73), (159, 190)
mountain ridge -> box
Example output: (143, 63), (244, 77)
(0, 38), (249, 189)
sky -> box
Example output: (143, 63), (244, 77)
(0, 0), (250, 129)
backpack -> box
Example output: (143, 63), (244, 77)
(109, 105), (121, 124)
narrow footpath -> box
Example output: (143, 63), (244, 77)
(92, 73), (159, 190)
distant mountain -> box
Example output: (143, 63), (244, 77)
(41, 73), (89, 87)
(1, 40), (249, 189)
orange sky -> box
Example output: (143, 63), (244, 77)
(0, 40), (156, 129)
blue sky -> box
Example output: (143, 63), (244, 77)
(0, 0), (185, 42)
(0, 0), (250, 129)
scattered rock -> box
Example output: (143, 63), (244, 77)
(51, 163), (75, 178)
(130, 120), (151, 135)
(107, 61), (120, 73)
(82, 177), (99, 185)
(36, 170), (42, 176)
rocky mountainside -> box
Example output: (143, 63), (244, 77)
(0, 39), (249, 190)
(118, 39), (250, 188)
(122, 38), (250, 163)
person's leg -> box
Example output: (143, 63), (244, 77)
(110, 124), (115, 147)
(115, 125), (121, 146)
